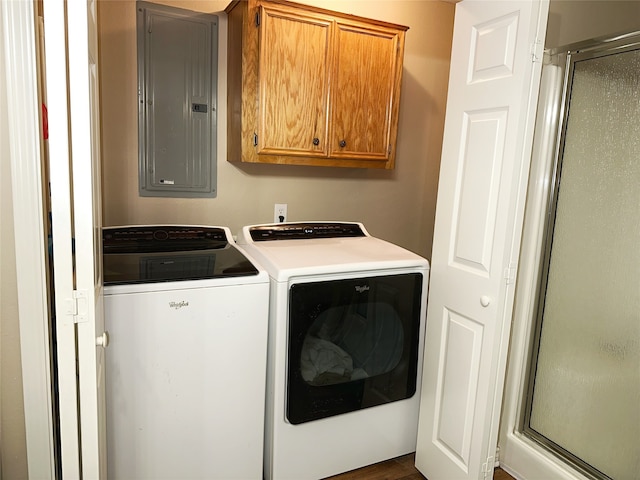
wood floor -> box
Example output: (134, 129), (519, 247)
(325, 453), (515, 480)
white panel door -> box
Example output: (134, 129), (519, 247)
(44, 1), (107, 477)
(67, 1), (107, 477)
(415, 2), (548, 479)
(42, 0), (81, 477)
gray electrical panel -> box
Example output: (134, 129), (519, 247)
(137, 2), (218, 197)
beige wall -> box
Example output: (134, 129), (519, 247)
(547, 0), (640, 49)
(99, 0), (456, 258)
(0, 3), (29, 478)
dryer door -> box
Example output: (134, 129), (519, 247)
(287, 272), (423, 424)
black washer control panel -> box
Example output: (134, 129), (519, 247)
(102, 225), (259, 285)
(103, 226), (227, 253)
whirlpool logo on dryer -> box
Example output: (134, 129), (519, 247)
(169, 301), (189, 310)
(355, 285), (370, 293)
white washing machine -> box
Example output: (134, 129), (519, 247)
(236, 222), (430, 480)
(103, 225), (269, 480)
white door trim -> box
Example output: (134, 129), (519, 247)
(1, 1), (56, 478)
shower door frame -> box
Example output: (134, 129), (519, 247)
(525, 32), (640, 480)
(498, 31), (640, 480)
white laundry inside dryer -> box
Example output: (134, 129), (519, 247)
(300, 302), (404, 385)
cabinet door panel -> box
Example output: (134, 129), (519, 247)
(330, 23), (400, 162)
(258, 6), (332, 157)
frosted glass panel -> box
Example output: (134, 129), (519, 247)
(529, 48), (640, 479)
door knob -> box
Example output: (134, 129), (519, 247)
(480, 296), (491, 307)
(96, 331), (110, 348)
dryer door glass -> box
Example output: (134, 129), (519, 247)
(287, 273), (423, 424)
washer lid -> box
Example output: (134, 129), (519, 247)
(102, 226), (260, 285)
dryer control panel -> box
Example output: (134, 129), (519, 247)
(249, 222), (366, 242)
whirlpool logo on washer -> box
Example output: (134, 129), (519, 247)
(169, 301), (189, 310)
(355, 285), (370, 293)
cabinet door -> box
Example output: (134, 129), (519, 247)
(330, 22), (402, 164)
(258, 5), (332, 157)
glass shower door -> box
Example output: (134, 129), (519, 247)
(524, 43), (640, 479)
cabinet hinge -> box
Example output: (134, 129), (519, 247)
(253, 133), (258, 147)
(530, 38), (543, 63)
(65, 289), (89, 324)
(504, 263), (517, 285)
(255, 11), (260, 27)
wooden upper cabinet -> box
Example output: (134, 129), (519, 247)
(226, 0), (408, 169)
(258, 6), (332, 157)
(330, 21), (401, 162)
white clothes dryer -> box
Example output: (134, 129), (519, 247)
(103, 225), (269, 480)
(236, 222), (430, 480)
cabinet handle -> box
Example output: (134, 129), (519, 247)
(339, 140), (347, 148)
(313, 137), (320, 146)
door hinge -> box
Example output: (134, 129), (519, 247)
(253, 133), (258, 147)
(255, 11), (260, 27)
(504, 263), (517, 285)
(530, 38), (543, 63)
(65, 289), (89, 324)
(481, 455), (495, 479)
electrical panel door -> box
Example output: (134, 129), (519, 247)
(138, 2), (218, 197)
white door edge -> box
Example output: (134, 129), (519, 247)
(1, 1), (56, 478)
(485, 0), (551, 469)
(42, 0), (83, 476)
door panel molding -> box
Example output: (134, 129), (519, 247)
(434, 309), (484, 470)
(452, 108), (508, 275)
